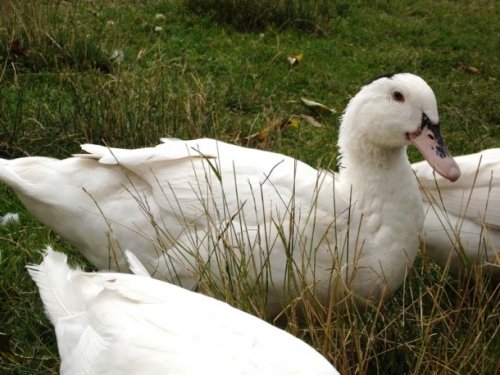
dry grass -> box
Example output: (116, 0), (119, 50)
(1, 0), (499, 374)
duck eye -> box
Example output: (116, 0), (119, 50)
(392, 91), (405, 102)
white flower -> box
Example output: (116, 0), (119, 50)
(155, 13), (165, 20)
(111, 49), (124, 63)
(154, 26), (163, 32)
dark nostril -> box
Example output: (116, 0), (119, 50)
(428, 134), (435, 141)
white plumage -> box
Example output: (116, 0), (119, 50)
(414, 148), (500, 277)
(27, 247), (339, 375)
(1, 73), (460, 313)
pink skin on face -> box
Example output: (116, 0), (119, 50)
(407, 117), (461, 182)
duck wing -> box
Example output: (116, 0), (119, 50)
(79, 138), (340, 230)
(414, 149), (500, 230)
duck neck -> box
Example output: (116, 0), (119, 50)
(341, 136), (409, 170)
(338, 139), (417, 206)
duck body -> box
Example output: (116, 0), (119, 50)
(0, 155), (165, 271)
(414, 148), (500, 277)
(1, 74), (460, 311)
(27, 247), (339, 375)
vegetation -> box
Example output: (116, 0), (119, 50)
(1, 0), (499, 374)
(186, 0), (343, 33)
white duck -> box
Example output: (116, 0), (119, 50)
(27, 246), (339, 375)
(1, 73), (460, 313)
(413, 148), (500, 277)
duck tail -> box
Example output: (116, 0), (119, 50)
(26, 246), (85, 325)
(0, 159), (29, 194)
(125, 250), (151, 278)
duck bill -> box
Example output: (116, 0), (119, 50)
(408, 116), (461, 182)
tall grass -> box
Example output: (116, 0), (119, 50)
(1, 0), (499, 374)
(0, 1), (111, 75)
(185, 0), (353, 34)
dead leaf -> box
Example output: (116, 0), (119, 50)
(289, 117), (300, 128)
(287, 53), (303, 67)
(466, 66), (480, 74)
(243, 117), (295, 143)
(300, 114), (322, 128)
(300, 97), (336, 114)
(455, 61), (480, 74)
(243, 113), (325, 143)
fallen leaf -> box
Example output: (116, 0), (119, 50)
(300, 114), (322, 128)
(287, 53), (303, 67)
(455, 61), (480, 74)
(243, 117), (295, 143)
(136, 48), (147, 60)
(466, 66), (480, 74)
(301, 97), (336, 114)
(243, 112), (325, 143)
(289, 117), (301, 128)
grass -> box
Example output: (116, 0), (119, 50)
(186, 0), (345, 33)
(0, 0), (499, 374)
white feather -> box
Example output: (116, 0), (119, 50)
(125, 250), (151, 278)
(0, 212), (19, 225)
(28, 247), (339, 375)
(26, 246), (85, 324)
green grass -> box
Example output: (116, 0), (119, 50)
(186, 0), (345, 33)
(1, 0), (499, 374)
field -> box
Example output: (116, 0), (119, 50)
(1, 1), (499, 374)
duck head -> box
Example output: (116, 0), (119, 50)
(339, 73), (461, 182)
